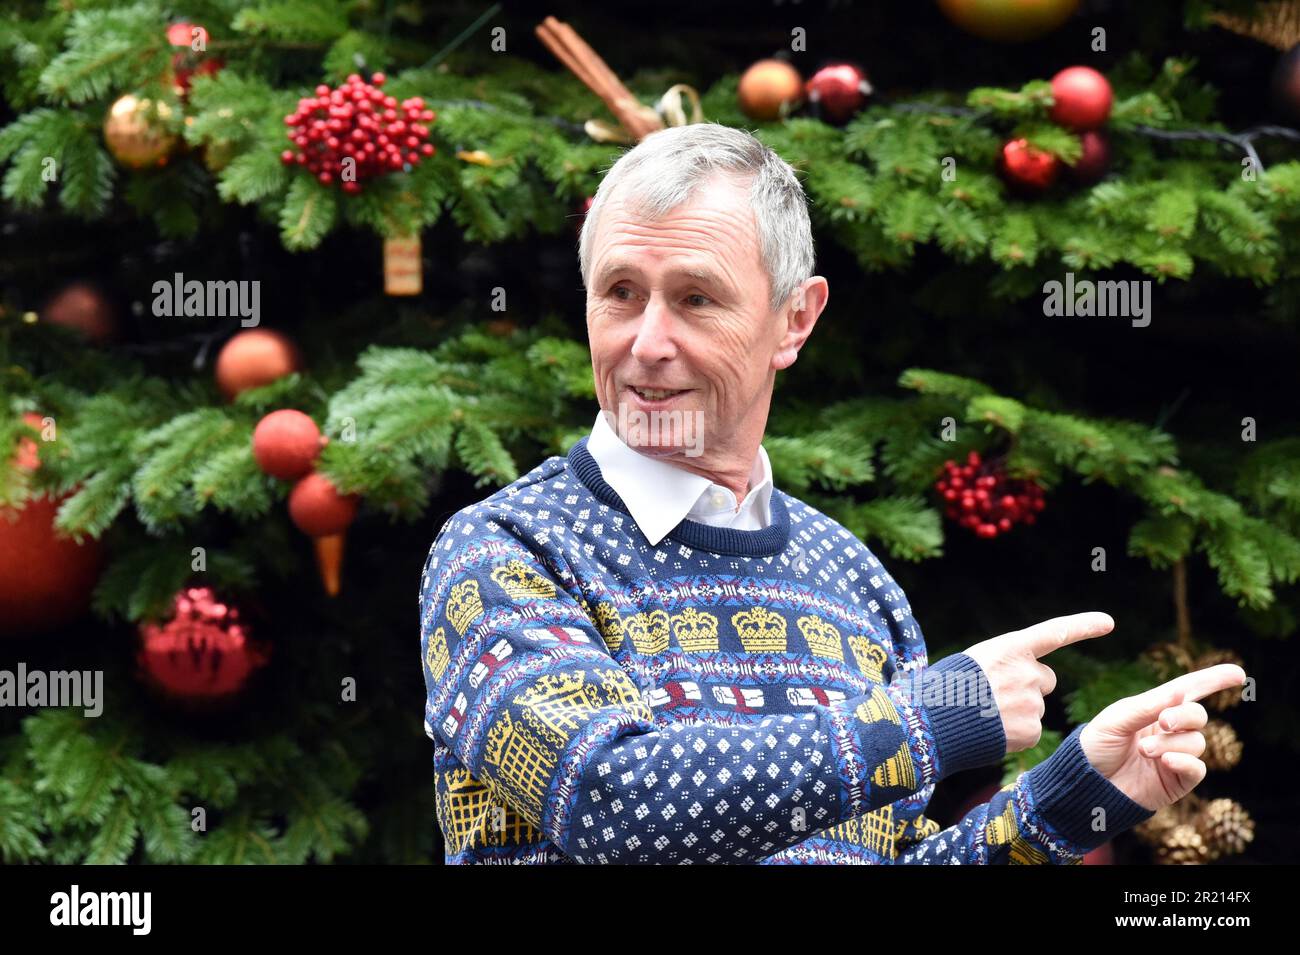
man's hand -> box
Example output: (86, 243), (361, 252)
(1079, 664), (1247, 812)
(963, 611), (1115, 753)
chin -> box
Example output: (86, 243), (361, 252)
(626, 436), (686, 458)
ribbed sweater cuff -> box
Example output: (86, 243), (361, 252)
(1022, 723), (1156, 852)
(921, 653), (1007, 779)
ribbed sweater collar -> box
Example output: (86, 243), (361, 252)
(566, 437), (791, 557)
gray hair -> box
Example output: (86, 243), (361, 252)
(578, 122), (815, 312)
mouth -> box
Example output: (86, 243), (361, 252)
(625, 384), (692, 404)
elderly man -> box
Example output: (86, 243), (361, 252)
(419, 122), (1245, 864)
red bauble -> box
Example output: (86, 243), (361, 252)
(574, 195), (594, 238)
(166, 22), (222, 95)
(281, 72), (437, 193)
(137, 586), (268, 703)
(41, 282), (117, 344)
(805, 62), (873, 125)
(252, 409), (327, 480)
(1, 413), (104, 637)
(288, 472), (359, 537)
(999, 138), (1060, 194)
(1272, 43), (1300, 123)
(1050, 66), (1112, 131)
(214, 329), (302, 400)
(166, 21), (209, 47)
(1083, 841), (1114, 864)
(935, 450), (1046, 539)
(1066, 130), (1110, 184)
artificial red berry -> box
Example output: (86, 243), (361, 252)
(283, 73), (436, 192)
(934, 450), (1046, 539)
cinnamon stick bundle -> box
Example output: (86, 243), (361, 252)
(535, 16), (664, 141)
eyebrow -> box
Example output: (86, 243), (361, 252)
(594, 261), (731, 293)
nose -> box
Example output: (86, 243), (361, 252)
(629, 296), (677, 364)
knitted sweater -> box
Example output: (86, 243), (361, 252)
(419, 437), (1155, 864)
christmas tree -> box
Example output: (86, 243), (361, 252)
(1, 0), (1294, 864)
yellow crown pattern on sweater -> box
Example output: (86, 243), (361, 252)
(797, 615), (843, 661)
(732, 606), (787, 652)
(425, 625), (450, 680)
(591, 601), (624, 652)
(672, 608), (719, 652)
(624, 609), (670, 655)
(490, 559), (558, 601)
(446, 579), (483, 636)
(848, 636), (889, 682)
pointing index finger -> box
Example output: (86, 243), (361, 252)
(1156, 664), (1247, 708)
(1107, 664), (1246, 736)
(1016, 611), (1115, 659)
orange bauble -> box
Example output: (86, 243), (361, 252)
(252, 409), (326, 480)
(737, 59), (804, 121)
(288, 472), (359, 537)
(1, 412), (104, 637)
(14, 411), (44, 469)
(214, 329), (302, 400)
(41, 282), (117, 344)
(103, 94), (178, 169)
(937, 0), (1079, 42)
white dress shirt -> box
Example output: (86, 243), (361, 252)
(585, 411), (774, 547)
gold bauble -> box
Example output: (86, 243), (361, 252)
(203, 139), (237, 173)
(937, 0), (1080, 43)
(103, 94), (178, 169)
(737, 59), (804, 122)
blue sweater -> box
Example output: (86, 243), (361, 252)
(419, 437), (1154, 864)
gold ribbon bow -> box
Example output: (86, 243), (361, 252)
(584, 83), (705, 144)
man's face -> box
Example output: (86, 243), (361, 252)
(585, 173), (790, 469)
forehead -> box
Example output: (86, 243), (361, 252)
(592, 173), (760, 273)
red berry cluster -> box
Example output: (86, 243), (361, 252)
(936, 451), (1046, 539)
(281, 72), (435, 194)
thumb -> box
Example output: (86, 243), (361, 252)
(1161, 751), (1207, 799)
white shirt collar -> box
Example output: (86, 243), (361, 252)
(586, 411), (773, 546)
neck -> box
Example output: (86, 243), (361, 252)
(568, 437), (790, 556)
(602, 408), (762, 501)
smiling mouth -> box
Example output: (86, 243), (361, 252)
(628, 385), (690, 401)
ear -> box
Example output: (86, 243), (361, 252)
(771, 277), (829, 371)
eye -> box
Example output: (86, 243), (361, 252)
(610, 285), (634, 301)
(686, 293), (712, 308)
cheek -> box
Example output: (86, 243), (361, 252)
(707, 317), (768, 380)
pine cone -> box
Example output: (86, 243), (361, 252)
(1134, 805), (1180, 847)
(1155, 824), (1211, 865)
(1194, 649), (1247, 711)
(1202, 719), (1243, 771)
(1140, 641), (1195, 682)
(1196, 798), (1255, 860)
(1134, 793), (1202, 847)
(1210, 1), (1300, 51)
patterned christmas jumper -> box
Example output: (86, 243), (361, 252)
(419, 437), (1155, 864)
